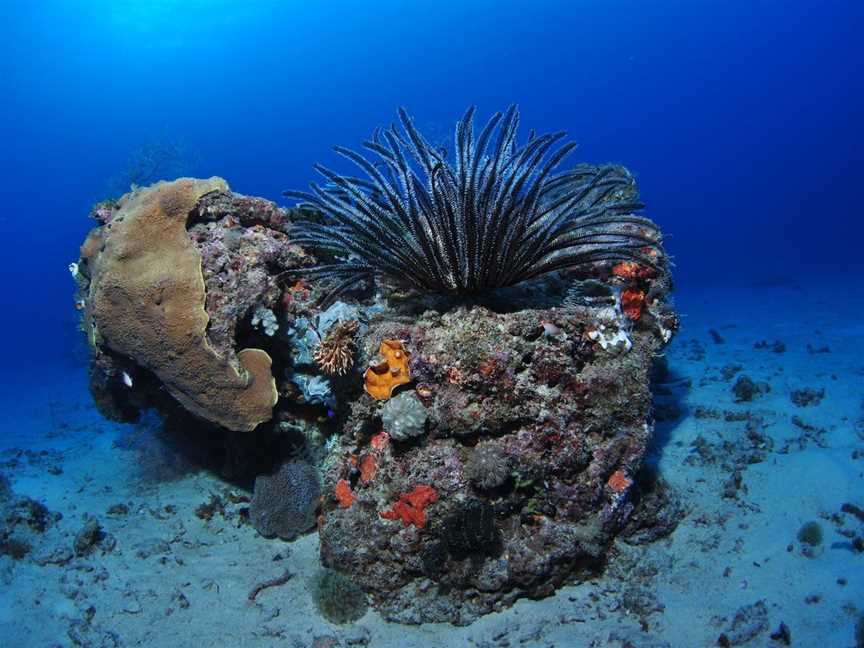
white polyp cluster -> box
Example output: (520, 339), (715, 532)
(587, 325), (633, 354)
(251, 305), (279, 336)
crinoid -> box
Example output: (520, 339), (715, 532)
(313, 320), (359, 376)
(284, 105), (663, 299)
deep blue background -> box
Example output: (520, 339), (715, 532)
(1, 1), (861, 370)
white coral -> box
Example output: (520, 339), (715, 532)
(587, 325), (632, 353)
(381, 391), (427, 441)
(587, 289), (633, 354)
(251, 305), (279, 336)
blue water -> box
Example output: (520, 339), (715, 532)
(1, 1), (862, 371)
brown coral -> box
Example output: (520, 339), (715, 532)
(84, 178), (278, 432)
(363, 339), (411, 400)
(314, 320), (359, 375)
(249, 460), (321, 539)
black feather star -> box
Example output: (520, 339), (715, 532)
(283, 105), (663, 299)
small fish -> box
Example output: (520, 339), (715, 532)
(121, 372), (133, 388)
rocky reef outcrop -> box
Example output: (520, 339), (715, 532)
(319, 291), (678, 624)
(73, 177), (679, 625)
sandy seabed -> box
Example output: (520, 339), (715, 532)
(1, 279), (862, 648)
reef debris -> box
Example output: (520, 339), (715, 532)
(247, 568), (293, 603)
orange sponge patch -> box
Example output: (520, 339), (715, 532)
(334, 479), (355, 508)
(379, 484), (438, 529)
(621, 288), (646, 321)
(607, 469), (632, 493)
(359, 454), (377, 484)
(364, 339), (412, 400)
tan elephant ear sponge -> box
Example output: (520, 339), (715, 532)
(87, 177), (278, 432)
